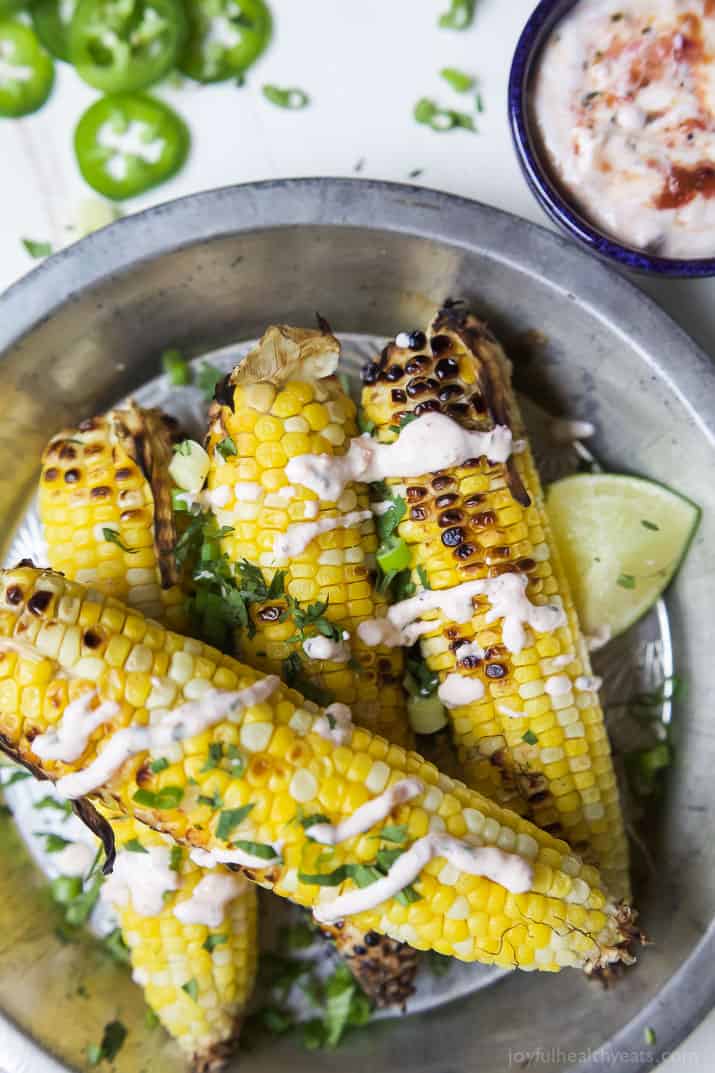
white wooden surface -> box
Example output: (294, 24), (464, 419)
(0, 0), (711, 1067)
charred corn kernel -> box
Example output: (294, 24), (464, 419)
(0, 567), (637, 977)
(204, 324), (410, 750)
(39, 403), (186, 631)
(361, 307), (629, 902)
(102, 812), (257, 1069)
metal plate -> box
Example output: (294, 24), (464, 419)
(0, 180), (712, 1073)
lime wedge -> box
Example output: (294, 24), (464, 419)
(546, 474), (700, 638)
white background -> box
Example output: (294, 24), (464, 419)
(0, 0), (712, 1068)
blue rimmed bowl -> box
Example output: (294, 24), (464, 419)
(508, 0), (715, 278)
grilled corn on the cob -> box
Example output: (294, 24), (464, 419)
(204, 324), (409, 747)
(39, 417), (257, 1069)
(203, 325), (417, 1004)
(0, 565), (637, 974)
(100, 810), (257, 1073)
(359, 305), (629, 901)
(39, 402), (186, 629)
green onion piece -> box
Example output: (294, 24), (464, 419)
(414, 97), (476, 132)
(408, 694), (447, 735)
(262, 84), (310, 109)
(216, 803), (255, 841)
(438, 0), (476, 30)
(379, 824), (408, 844)
(377, 536), (411, 574)
(161, 348), (192, 386)
(440, 67), (475, 92)
(35, 832), (71, 853)
(103, 927), (131, 964)
(22, 237), (53, 259)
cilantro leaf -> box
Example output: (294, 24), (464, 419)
(233, 840), (278, 860)
(203, 933), (228, 952)
(123, 838), (149, 854)
(197, 363), (223, 401)
(182, 979), (199, 1002)
(102, 528), (138, 554)
(216, 436), (237, 459)
(617, 573), (636, 589)
(438, 0), (476, 30)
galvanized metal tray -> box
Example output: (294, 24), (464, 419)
(0, 180), (712, 1073)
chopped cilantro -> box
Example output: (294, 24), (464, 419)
(357, 412), (376, 435)
(426, 950), (452, 976)
(216, 436), (237, 459)
(416, 564), (431, 589)
(198, 790), (223, 809)
(644, 1027), (656, 1046)
(641, 519), (660, 531)
(145, 1007), (159, 1029)
(300, 812), (330, 833)
(233, 840), (278, 860)
(197, 362), (223, 401)
(378, 824), (408, 844)
(102, 528), (138, 553)
(216, 803), (254, 841)
(37, 832), (71, 853)
(406, 654), (439, 697)
(149, 757), (169, 774)
(203, 933), (228, 952)
(617, 573), (636, 589)
(202, 743), (224, 771)
(123, 838), (149, 854)
(260, 1005), (295, 1032)
(170, 845), (183, 872)
(182, 979), (199, 1002)
(3, 769), (31, 787)
(522, 729), (538, 745)
(87, 1020), (127, 1065)
(227, 745), (246, 777)
(103, 927), (131, 965)
(132, 785), (184, 809)
(173, 439), (193, 456)
(34, 796), (72, 818)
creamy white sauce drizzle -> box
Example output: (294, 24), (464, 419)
(187, 843), (281, 869)
(498, 703), (525, 719)
(312, 702), (353, 745)
(544, 674), (573, 698)
(53, 841), (96, 878)
(174, 872), (247, 927)
(357, 574), (566, 655)
(534, 0), (715, 257)
(285, 413), (513, 503)
(456, 640), (485, 662)
(302, 634), (351, 663)
(233, 482), (263, 502)
(575, 674), (603, 692)
(308, 778), (423, 846)
(438, 673), (485, 709)
(102, 846), (180, 917)
(33, 692), (120, 763)
(313, 835), (533, 923)
(53, 678), (280, 799)
(273, 511), (372, 560)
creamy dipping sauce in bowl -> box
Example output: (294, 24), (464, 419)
(533, 0), (715, 258)
(508, 0), (715, 271)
